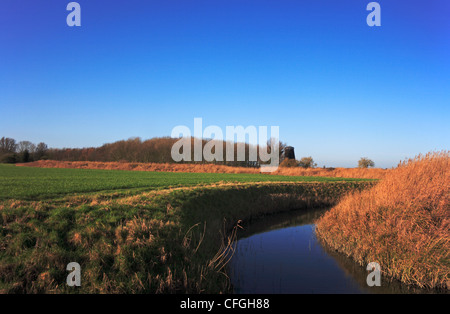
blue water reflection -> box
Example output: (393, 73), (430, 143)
(228, 209), (443, 294)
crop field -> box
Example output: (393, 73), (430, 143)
(0, 164), (369, 201)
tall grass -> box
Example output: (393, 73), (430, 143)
(18, 160), (388, 179)
(277, 166), (386, 179)
(316, 151), (449, 290)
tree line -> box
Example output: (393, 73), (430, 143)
(0, 136), (287, 168)
(1, 136), (374, 168)
(0, 137), (49, 163)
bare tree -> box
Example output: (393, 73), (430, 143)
(35, 142), (49, 160)
(0, 137), (17, 153)
(265, 139), (287, 163)
(18, 141), (36, 154)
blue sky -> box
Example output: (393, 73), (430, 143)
(0, 0), (449, 168)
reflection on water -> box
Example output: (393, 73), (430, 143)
(228, 208), (445, 294)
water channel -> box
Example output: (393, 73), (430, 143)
(228, 208), (445, 294)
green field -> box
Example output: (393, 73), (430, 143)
(0, 164), (368, 200)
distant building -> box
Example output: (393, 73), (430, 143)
(284, 146), (295, 160)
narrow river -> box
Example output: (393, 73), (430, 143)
(228, 208), (443, 294)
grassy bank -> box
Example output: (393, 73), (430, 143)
(0, 165), (375, 293)
(316, 152), (449, 290)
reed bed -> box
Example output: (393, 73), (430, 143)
(17, 160), (388, 179)
(316, 151), (449, 290)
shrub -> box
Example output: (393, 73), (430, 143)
(358, 157), (375, 168)
(298, 157), (317, 168)
(279, 158), (299, 167)
(0, 153), (18, 164)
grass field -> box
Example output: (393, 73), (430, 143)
(0, 163), (375, 293)
(0, 164), (368, 201)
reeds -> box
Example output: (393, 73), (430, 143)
(17, 160), (388, 179)
(316, 151), (449, 290)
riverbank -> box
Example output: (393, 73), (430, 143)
(316, 152), (449, 290)
(0, 180), (374, 293)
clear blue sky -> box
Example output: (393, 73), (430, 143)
(0, 0), (449, 168)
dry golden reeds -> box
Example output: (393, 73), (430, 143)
(17, 160), (388, 179)
(316, 151), (449, 290)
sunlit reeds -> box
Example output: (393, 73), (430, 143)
(18, 160), (388, 179)
(316, 151), (449, 290)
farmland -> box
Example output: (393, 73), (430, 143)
(0, 164), (368, 201)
